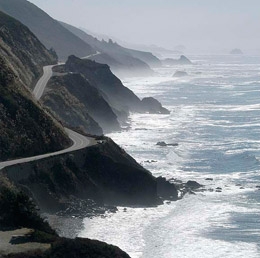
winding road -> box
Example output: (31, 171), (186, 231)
(0, 63), (97, 171)
(82, 51), (101, 60)
(33, 65), (55, 100)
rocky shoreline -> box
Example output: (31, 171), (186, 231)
(0, 129), (207, 258)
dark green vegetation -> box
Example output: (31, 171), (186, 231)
(0, 3), (180, 257)
(3, 238), (130, 258)
(0, 11), (71, 161)
(0, 10), (56, 89)
(46, 238), (130, 258)
(0, 175), (130, 258)
(0, 175), (54, 233)
(0, 0), (95, 61)
(0, 75), (71, 161)
(43, 73), (120, 134)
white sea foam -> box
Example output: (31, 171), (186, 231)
(79, 55), (260, 257)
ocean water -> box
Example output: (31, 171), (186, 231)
(79, 55), (260, 258)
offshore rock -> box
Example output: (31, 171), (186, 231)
(173, 71), (188, 77)
(162, 55), (192, 66)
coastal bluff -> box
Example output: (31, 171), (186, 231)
(3, 136), (178, 214)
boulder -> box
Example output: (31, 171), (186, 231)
(186, 180), (203, 189)
(156, 177), (178, 201)
(156, 141), (178, 147)
(141, 97), (170, 114)
(167, 143), (179, 147)
(230, 48), (243, 55)
(156, 141), (167, 147)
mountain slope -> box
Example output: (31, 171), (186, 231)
(43, 73), (121, 134)
(62, 56), (143, 114)
(0, 10), (70, 161)
(60, 21), (156, 77)
(0, 0), (95, 61)
(53, 56), (170, 122)
(0, 10), (56, 89)
(123, 47), (162, 68)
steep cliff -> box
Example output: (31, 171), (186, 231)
(0, 175), (130, 258)
(0, 10), (56, 89)
(3, 137), (160, 210)
(123, 48), (162, 68)
(57, 56), (170, 119)
(0, 11), (70, 161)
(42, 73), (120, 134)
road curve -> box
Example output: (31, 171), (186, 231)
(0, 129), (96, 170)
(33, 65), (54, 100)
(0, 63), (98, 170)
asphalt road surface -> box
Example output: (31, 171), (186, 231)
(0, 63), (97, 170)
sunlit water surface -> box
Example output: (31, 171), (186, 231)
(79, 55), (260, 258)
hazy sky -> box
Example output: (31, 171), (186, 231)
(29, 0), (260, 53)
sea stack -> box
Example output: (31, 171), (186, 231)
(230, 48), (243, 55)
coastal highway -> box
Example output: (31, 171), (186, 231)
(82, 51), (100, 60)
(33, 65), (55, 100)
(0, 128), (96, 170)
(0, 63), (97, 170)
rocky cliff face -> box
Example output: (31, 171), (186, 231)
(0, 174), (130, 258)
(0, 0), (95, 61)
(3, 137), (160, 211)
(162, 55), (192, 66)
(57, 56), (170, 120)
(0, 10), (56, 89)
(123, 48), (162, 68)
(42, 73), (120, 134)
(0, 11), (71, 161)
(63, 56), (143, 114)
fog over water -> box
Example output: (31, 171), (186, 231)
(28, 0), (260, 54)
(20, 1), (260, 257)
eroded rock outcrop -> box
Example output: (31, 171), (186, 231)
(43, 73), (121, 134)
(162, 55), (192, 66)
(141, 97), (170, 114)
(3, 136), (180, 212)
(54, 56), (170, 122)
(230, 48), (243, 55)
